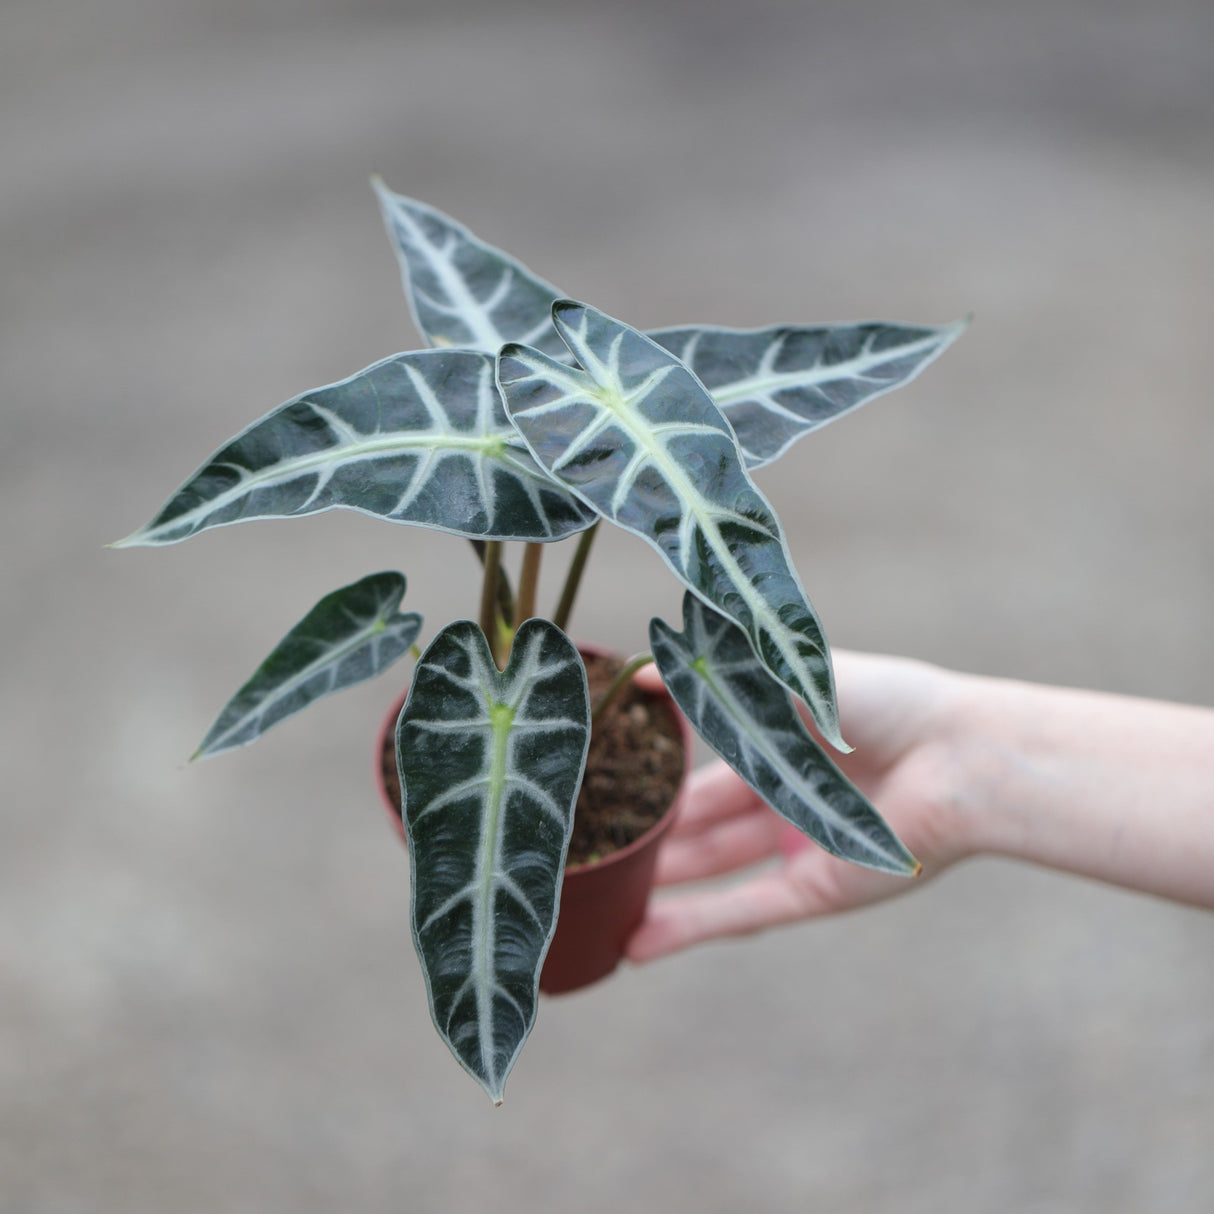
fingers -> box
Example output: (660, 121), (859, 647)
(632, 661), (665, 693)
(627, 869), (825, 962)
(654, 806), (783, 885)
(667, 761), (762, 837)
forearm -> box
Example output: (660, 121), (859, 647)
(942, 672), (1214, 906)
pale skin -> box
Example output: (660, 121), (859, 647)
(627, 653), (1214, 962)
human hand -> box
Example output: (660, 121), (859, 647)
(627, 652), (972, 961)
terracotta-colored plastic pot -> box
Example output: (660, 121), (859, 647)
(373, 654), (693, 995)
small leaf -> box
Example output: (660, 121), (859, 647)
(651, 320), (967, 468)
(373, 178), (568, 358)
(498, 299), (847, 750)
(195, 572), (421, 760)
(398, 619), (590, 1103)
(651, 593), (918, 875)
(113, 349), (596, 548)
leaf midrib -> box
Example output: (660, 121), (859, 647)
(475, 695), (515, 1088)
(137, 430), (513, 540)
(708, 331), (947, 407)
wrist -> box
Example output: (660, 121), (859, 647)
(908, 665), (1014, 865)
(841, 655), (992, 869)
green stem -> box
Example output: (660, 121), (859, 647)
(553, 521), (599, 633)
(478, 541), (504, 667)
(516, 543), (543, 624)
(469, 539), (515, 626)
(591, 652), (655, 726)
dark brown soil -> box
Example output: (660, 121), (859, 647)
(379, 651), (685, 868)
(568, 652), (685, 865)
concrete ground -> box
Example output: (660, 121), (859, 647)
(3, 0), (1213, 1209)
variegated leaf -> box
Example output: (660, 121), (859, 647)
(651, 593), (918, 875)
(371, 187), (962, 467)
(397, 619), (590, 1103)
(650, 319), (967, 468)
(113, 349), (596, 548)
(373, 177), (568, 359)
(497, 299), (847, 751)
(194, 572), (421, 760)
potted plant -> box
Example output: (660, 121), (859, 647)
(114, 179), (964, 1103)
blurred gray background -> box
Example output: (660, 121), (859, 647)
(3, 0), (1213, 1209)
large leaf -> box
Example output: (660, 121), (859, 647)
(373, 177), (568, 359)
(497, 299), (847, 751)
(194, 572), (421, 760)
(651, 593), (918, 875)
(650, 320), (967, 468)
(371, 186), (962, 468)
(113, 349), (595, 548)
(397, 619), (590, 1103)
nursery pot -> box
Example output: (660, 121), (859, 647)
(373, 648), (693, 995)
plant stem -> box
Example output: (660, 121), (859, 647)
(553, 521), (599, 633)
(469, 539), (515, 626)
(478, 540), (504, 667)
(516, 542), (543, 624)
(591, 652), (655, 726)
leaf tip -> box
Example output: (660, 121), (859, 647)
(190, 735), (224, 762)
(818, 723), (853, 755)
(478, 1073), (508, 1105)
(946, 313), (974, 342)
(816, 699), (853, 755)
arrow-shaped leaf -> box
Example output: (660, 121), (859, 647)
(194, 571), (421, 760)
(370, 187), (963, 469)
(651, 592), (918, 876)
(651, 320), (967, 468)
(497, 299), (847, 751)
(113, 349), (596, 548)
(397, 619), (590, 1103)
(373, 177), (568, 359)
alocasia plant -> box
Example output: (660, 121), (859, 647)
(115, 179), (964, 1103)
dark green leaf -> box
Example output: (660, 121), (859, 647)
(373, 178), (568, 358)
(651, 593), (918, 875)
(651, 320), (967, 468)
(195, 572), (421, 759)
(370, 188), (964, 469)
(498, 299), (846, 750)
(114, 349), (596, 548)
(397, 619), (590, 1103)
